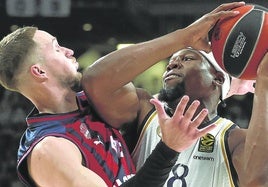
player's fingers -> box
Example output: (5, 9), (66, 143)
(211, 10), (240, 22)
(190, 108), (209, 129)
(196, 124), (216, 138)
(172, 95), (190, 121)
(179, 100), (200, 124)
(211, 1), (245, 14)
(207, 2), (245, 26)
(150, 98), (168, 121)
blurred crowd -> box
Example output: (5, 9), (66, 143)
(0, 87), (33, 187)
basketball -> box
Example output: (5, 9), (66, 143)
(211, 4), (268, 80)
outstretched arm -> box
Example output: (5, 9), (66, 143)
(81, 2), (245, 129)
(243, 53), (268, 186)
(234, 53), (268, 187)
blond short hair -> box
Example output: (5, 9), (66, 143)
(0, 26), (38, 91)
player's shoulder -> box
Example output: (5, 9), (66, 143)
(32, 136), (79, 158)
(27, 136), (83, 186)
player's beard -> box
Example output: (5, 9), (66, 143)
(158, 83), (185, 103)
(61, 72), (82, 92)
(70, 72), (82, 92)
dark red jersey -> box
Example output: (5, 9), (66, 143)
(17, 91), (136, 187)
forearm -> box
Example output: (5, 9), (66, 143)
(121, 141), (179, 187)
(82, 29), (187, 92)
(243, 76), (268, 186)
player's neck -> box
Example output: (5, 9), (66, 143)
(33, 89), (78, 114)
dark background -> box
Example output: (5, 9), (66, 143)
(0, 0), (264, 186)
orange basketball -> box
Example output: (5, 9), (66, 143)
(211, 4), (268, 80)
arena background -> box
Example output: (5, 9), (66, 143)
(0, 0), (265, 186)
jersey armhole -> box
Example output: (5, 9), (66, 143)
(224, 124), (239, 187)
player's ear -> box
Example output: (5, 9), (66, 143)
(214, 71), (225, 86)
(30, 64), (47, 80)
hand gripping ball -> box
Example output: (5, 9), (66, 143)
(211, 4), (268, 80)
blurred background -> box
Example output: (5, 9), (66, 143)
(0, 0), (265, 186)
